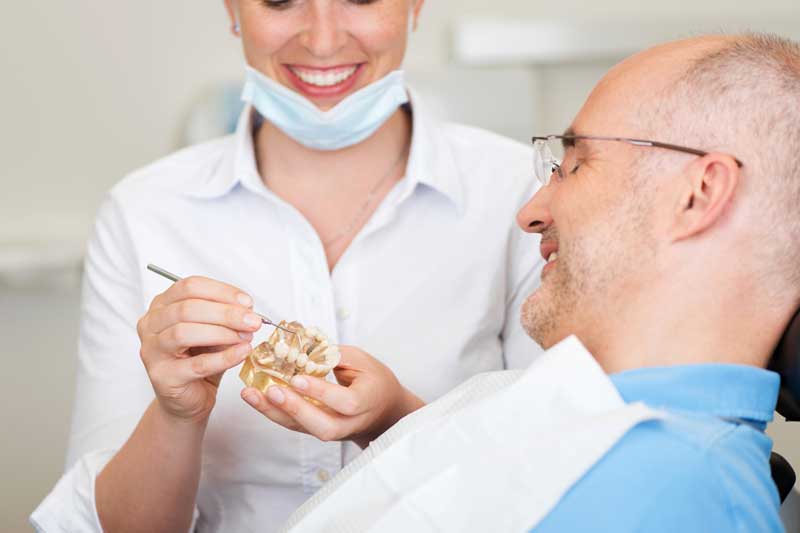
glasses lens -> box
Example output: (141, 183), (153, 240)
(547, 136), (565, 163)
(533, 137), (563, 185)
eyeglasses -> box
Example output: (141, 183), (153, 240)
(531, 134), (744, 186)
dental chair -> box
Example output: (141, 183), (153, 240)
(769, 308), (800, 503)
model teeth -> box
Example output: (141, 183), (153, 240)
(548, 252), (558, 263)
(275, 340), (289, 359)
(240, 321), (341, 394)
(291, 66), (358, 87)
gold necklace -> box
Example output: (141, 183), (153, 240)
(322, 144), (409, 247)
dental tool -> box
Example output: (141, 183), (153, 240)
(146, 263), (293, 334)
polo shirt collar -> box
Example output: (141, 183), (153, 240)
(610, 364), (780, 425)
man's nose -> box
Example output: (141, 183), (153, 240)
(516, 184), (554, 234)
(299, 3), (348, 58)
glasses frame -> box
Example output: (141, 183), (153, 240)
(531, 134), (744, 186)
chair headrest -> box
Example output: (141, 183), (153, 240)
(769, 308), (800, 421)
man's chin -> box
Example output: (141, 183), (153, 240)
(520, 290), (555, 348)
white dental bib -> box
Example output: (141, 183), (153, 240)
(282, 336), (662, 533)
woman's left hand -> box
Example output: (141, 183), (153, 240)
(241, 346), (425, 449)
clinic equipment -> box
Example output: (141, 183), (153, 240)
(768, 307), (800, 502)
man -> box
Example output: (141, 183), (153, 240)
(245, 33), (800, 531)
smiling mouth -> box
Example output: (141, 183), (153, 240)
(287, 65), (360, 88)
(541, 251), (559, 279)
(539, 237), (560, 279)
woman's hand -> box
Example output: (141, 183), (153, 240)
(241, 346), (425, 448)
(137, 276), (262, 424)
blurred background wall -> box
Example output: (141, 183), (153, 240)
(2, 1), (799, 531)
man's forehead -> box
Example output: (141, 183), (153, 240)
(571, 37), (732, 136)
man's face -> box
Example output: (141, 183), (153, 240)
(517, 74), (663, 350)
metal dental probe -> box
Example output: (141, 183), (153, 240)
(146, 263), (294, 334)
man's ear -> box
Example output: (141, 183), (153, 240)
(670, 153), (741, 242)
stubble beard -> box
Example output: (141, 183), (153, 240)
(521, 236), (586, 349)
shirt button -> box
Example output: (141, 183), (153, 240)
(317, 468), (331, 482)
(336, 308), (351, 320)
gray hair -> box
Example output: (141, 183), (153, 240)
(645, 34), (800, 296)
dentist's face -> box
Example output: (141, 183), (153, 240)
(516, 73), (661, 350)
(225, 0), (422, 110)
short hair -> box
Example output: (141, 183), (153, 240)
(645, 34), (800, 296)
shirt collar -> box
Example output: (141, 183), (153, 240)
(176, 104), (260, 199)
(180, 90), (466, 213)
(399, 89), (465, 213)
(610, 364), (780, 426)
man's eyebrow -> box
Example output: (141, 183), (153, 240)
(561, 127), (577, 150)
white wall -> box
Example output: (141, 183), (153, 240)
(2, 1), (800, 531)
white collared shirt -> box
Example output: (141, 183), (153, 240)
(31, 94), (544, 532)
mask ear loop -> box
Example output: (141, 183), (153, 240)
(232, 12), (241, 36)
(407, 5), (416, 34)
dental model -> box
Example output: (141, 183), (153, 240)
(239, 321), (341, 394)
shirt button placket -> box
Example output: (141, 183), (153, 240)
(316, 468), (331, 483)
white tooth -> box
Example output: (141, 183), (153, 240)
(274, 340), (289, 359)
(294, 66), (356, 87)
(548, 252), (558, 263)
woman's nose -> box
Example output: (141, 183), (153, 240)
(299, 4), (348, 58)
(516, 184), (554, 234)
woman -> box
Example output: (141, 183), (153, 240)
(31, 1), (543, 532)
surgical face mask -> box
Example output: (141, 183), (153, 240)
(241, 66), (409, 151)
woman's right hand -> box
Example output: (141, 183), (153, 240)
(136, 276), (262, 423)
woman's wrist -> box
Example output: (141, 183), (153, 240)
(355, 386), (425, 449)
(397, 387), (425, 422)
(153, 399), (212, 437)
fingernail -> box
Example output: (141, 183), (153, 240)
(267, 386), (285, 405)
(237, 293), (253, 307)
(236, 343), (251, 357)
(244, 391), (260, 406)
(244, 313), (260, 327)
(238, 331), (253, 340)
(290, 376), (308, 391)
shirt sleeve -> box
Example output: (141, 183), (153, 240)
(29, 193), (199, 531)
(500, 179), (545, 370)
(635, 469), (737, 533)
(637, 429), (783, 533)
(633, 439), (785, 533)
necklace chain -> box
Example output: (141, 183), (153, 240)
(322, 143), (409, 247)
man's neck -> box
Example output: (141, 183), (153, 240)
(588, 277), (788, 375)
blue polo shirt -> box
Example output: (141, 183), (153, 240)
(533, 364), (784, 532)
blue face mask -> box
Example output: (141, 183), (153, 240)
(241, 66), (409, 151)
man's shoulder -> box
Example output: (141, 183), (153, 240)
(535, 414), (782, 532)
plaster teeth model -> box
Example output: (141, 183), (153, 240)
(240, 321), (341, 394)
